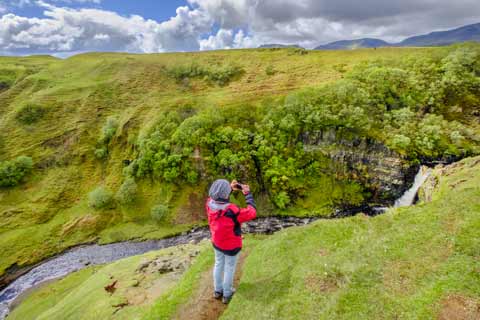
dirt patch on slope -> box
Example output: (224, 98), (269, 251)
(437, 294), (480, 320)
(175, 192), (206, 225)
(174, 250), (249, 320)
(305, 273), (344, 294)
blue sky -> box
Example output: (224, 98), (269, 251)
(7, 0), (188, 21)
(0, 0), (478, 56)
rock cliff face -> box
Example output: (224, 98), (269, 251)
(302, 129), (417, 203)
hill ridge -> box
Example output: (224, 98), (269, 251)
(314, 22), (480, 50)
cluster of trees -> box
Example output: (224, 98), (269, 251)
(129, 45), (479, 209)
(88, 182), (168, 223)
(347, 45), (480, 159)
(88, 178), (137, 208)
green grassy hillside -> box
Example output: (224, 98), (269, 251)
(1, 45), (480, 280)
(10, 156), (480, 319)
(221, 156), (480, 319)
(8, 242), (213, 320)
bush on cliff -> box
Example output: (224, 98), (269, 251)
(115, 177), (138, 205)
(15, 104), (46, 125)
(0, 156), (33, 187)
(88, 187), (115, 210)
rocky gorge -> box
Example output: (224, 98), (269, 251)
(0, 162), (435, 320)
(302, 129), (418, 203)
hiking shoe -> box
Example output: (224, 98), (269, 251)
(222, 289), (235, 304)
(222, 295), (233, 304)
(214, 291), (223, 300)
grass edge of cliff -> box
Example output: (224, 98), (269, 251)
(8, 156), (480, 320)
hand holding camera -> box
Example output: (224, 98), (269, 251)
(231, 180), (250, 195)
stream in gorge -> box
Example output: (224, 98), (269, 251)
(0, 166), (432, 319)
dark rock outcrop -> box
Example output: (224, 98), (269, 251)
(302, 129), (417, 203)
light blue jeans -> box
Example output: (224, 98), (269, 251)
(213, 248), (239, 297)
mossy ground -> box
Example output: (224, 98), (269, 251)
(0, 47), (443, 276)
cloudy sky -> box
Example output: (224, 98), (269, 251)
(0, 0), (479, 56)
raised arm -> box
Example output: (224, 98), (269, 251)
(237, 184), (257, 223)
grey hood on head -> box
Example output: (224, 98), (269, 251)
(208, 179), (232, 211)
(209, 179), (231, 201)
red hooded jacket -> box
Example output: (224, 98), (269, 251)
(206, 193), (257, 255)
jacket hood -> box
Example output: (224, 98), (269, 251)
(207, 198), (230, 212)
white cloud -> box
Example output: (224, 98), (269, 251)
(0, 0), (479, 54)
(93, 33), (109, 40)
(190, 0), (480, 47)
(199, 28), (257, 51)
(0, 2), (212, 54)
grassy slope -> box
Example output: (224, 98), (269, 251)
(222, 156), (480, 319)
(8, 242), (212, 320)
(0, 47), (440, 276)
(10, 156), (480, 320)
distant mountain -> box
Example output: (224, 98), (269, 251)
(315, 38), (389, 50)
(259, 44), (304, 49)
(315, 22), (480, 50)
(398, 22), (480, 47)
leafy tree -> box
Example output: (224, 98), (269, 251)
(115, 177), (138, 205)
(88, 187), (115, 210)
(151, 204), (169, 222)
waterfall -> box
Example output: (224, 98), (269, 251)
(394, 166), (432, 208)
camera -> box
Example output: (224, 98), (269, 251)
(231, 180), (243, 191)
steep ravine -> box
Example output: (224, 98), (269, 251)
(0, 217), (316, 319)
(0, 162), (435, 320)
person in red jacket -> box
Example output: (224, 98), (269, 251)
(206, 179), (257, 304)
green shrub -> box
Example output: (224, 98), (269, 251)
(0, 156), (33, 187)
(0, 80), (11, 91)
(94, 148), (108, 159)
(265, 65), (276, 76)
(88, 187), (114, 210)
(273, 191), (291, 209)
(0, 69), (18, 91)
(206, 64), (243, 86)
(167, 63), (243, 86)
(292, 48), (308, 55)
(101, 117), (119, 144)
(333, 63), (347, 74)
(16, 104), (45, 124)
(115, 178), (138, 205)
(151, 204), (169, 222)
(94, 117), (119, 159)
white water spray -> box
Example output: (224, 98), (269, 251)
(394, 166), (432, 208)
